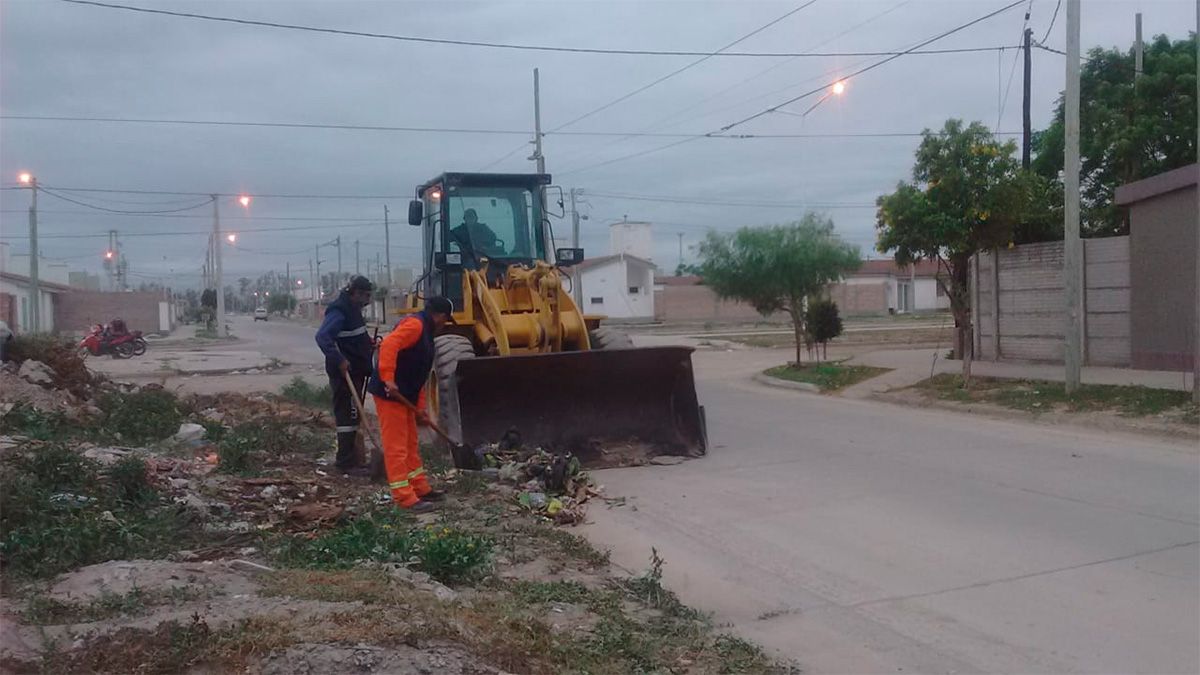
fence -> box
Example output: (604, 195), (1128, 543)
(972, 237), (1131, 366)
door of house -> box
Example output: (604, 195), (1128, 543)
(897, 280), (914, 313)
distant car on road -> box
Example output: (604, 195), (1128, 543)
(254, 307), (269, 322)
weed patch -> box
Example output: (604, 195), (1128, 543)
(764, 362), (891, 392)
(519, 522), (610, 568)
(98, 389), (185, 444)
(22, 586), (198, 625)
(274, 506), (492, 585)
(0, 445), (198, 579)
(919, 374), (1199, 421)
(279, 377), (330, 409)
(0, 404), (76, 441)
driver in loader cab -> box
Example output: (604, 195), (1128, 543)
(450, 208), (503, 265)
(367, 296), (455, 512)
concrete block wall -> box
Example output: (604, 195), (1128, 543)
(826, 281), (888, 315)
(973, 237), (1131, 365)
(54, 290), (168, 336)
(653, 284), (765, 323)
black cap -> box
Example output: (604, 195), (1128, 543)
(347, 275), (373, 292)
(425, 296), (454, 318)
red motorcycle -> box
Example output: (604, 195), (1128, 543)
(79, 319), (145, 359)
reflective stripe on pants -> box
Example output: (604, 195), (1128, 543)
(373, 395), (431, 507)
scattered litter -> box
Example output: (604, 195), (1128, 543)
(173, 422), (207, 443)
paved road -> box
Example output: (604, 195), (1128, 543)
(583, 347), (1199, 674)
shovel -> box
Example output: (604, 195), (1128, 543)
(385, 389), (480, 471)
(341, 371), (386, 481)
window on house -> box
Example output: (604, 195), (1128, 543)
(628, 286), (641, 295)
(590, 297), (604, 305)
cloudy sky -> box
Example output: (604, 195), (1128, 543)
(1, 0), (1195, 288)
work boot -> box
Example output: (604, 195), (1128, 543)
(419, 490), (447, 502)
(408, 500), (439, 514)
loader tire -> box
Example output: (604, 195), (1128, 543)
(433, 334), (476, 445)
(588, 326), (633, 350)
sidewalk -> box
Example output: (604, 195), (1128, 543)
(841, 348), (1196, 398)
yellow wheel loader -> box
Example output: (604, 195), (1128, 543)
(403, 172), (706, 467)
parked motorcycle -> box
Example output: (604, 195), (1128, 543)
(78, 324), (134, 359)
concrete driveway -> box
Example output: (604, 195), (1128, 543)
(583, 346), (1199, 674)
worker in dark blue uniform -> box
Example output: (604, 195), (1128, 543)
(315, 276), (375, 475)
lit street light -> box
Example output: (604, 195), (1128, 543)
(226, 233), (237, 243)
(104, 250), (115, 260)
(832, 80), (846, 95)
(238, 195), (251, 208)
(18, 172), (32, 185)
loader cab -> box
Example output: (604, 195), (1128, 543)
(412, 172), (552, 309)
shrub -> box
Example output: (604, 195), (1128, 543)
(0, 404), (72, 441)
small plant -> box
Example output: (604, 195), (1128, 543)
(280, 377), (331, 408)
(107, 456), (156, 505)
(412, 525), (493, 585)
(805, 298), (843, 360)
(510, 580), (592, 605)
(626, 548), (702, 620)
(216, 425), (262, 476)
(98, 389), (184, 444)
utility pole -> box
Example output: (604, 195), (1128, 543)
(531, 68), (545, 174)
(677, 233), (684, 271)
(308, 258), (315, 302)
(314, 242), (324, 297)
(1064, 0), (1082, 393)
(384, 205), (392, 288)
(1134, 13), (1144, 79)
(336, 235), (342, 288)
(1194, 0), (1199, 403)
(26, 176), (39, 333)
(569, 188), (583, 306)
(355, 240), (360, 275)
(1022, 27), (1033, 169)
(211, 195), (226, 339)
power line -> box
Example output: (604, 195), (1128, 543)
(551, 1), (819, 132)
(558, 0), (1026, 176)
(58, 0), (1018, 59)
(0, 221), (390, 240)
(997, 1), (1033, 128)
(1041, 0), (1063, 44)
(0, 208), (384, 223)
(2, 184), (414, 200)
(587, 191), (875, 208)
(38, 187), (213, 214)
(2, 113), (1023, 140)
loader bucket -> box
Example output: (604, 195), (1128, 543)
(450, 346), (706, 467)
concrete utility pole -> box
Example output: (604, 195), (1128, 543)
(314, 245), (321, 300)
(26, 176), (39, 333)
(677, 233), (684, 270)
(285, 261), (290, 294)
(1134, 13), (1144, 79)
(531, 68), (545, 174)
(211, 195), (226, 339)
(569, 188), (583, 307)
(355, 240), (360, 275)
(1194, 0), (1199, 403)
(1063, 0), (1082, 393)
(308, 258), (315, 301)
(1022, 27), (1033, 169)
(383, 205), (392, 288)
(336, 235), (342, 288)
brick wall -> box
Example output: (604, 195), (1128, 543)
(826, 281), (888, 315)
(973, 237), (1131, 366)
(55, 291), (166, 336)
(654, 284), (767, 323)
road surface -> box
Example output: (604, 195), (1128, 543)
(583, 347), (1199, 674)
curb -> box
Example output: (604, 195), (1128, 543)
(751, 372), (821, 393)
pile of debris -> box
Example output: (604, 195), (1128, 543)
(470, 429), (600, 525)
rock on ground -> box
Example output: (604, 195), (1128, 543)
(18, 359), (55, 386)
(48, 559), (258, 601)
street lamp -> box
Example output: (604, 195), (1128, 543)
(18, 172), (32, 185)
(238, 195), (251, 208)
(832, 80), (846, 95)
(226, 233), (237, 243)
(17, 172), (41, 332)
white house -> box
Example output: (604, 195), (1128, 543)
(576, 253), (657, 320)
(0, 242), (70, 333)
(828, 259), (950, 315)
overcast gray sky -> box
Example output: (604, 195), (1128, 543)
(1, 0), (1195, 287)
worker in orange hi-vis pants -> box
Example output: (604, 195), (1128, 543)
(366, 296), (456, 513)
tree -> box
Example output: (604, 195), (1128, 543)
(805, 299), (843, 361)
(266, 293), (297, 315)
(1033, 33), (1197, 236)
(876, 119), (1049, 384)
(697, 214), (860, 366)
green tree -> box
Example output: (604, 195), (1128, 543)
(805, 299), (843, 361)
(1033, 33), (1197, 236)
(696, 214), (860, 365)
(876, 119), (1049, 383)
(266, 293), (297, 315)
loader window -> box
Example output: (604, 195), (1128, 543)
(445, 187), (543, 268)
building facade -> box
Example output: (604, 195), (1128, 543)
(576, 253), (656, 320)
